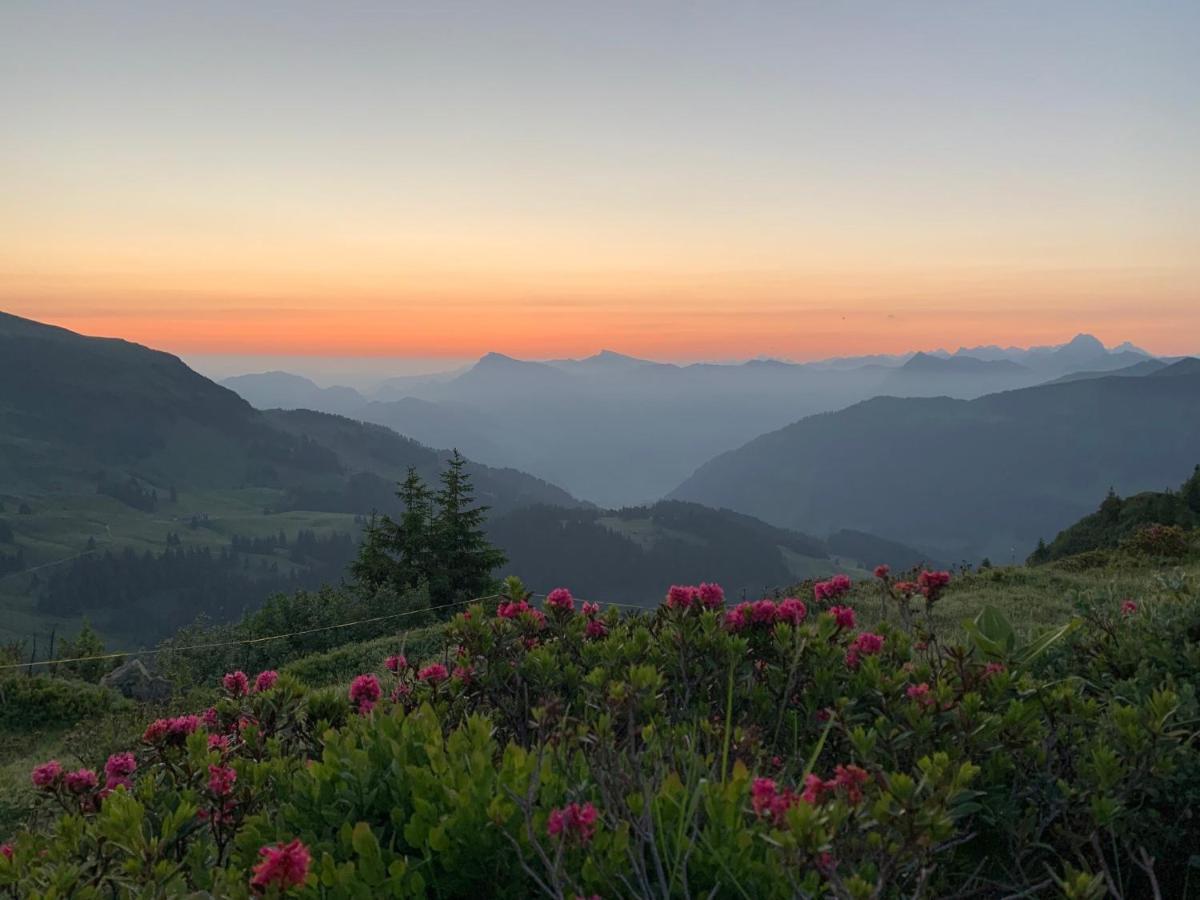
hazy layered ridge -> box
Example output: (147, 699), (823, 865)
(221, 335), (1155, 507)
(671, 360), (1200, 562)
(1, 310), (933, 644)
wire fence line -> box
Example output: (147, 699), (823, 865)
(0, 590), (656, 673)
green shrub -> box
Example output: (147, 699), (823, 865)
(0, 676), (128, 732)
(2, 575), (1198, 897)
(1123, 522), (1190, 559)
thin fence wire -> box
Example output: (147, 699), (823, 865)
(0, 590), (656, 672)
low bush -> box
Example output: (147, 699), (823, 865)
(0, 676), (128, 733)
(2, 573), (1198, 897)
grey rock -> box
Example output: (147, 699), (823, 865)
(100, 658), (172, 702)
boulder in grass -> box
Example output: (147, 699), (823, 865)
(100, 658), (172, 702)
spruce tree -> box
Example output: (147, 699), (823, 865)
(396, 467), (434, 584)
(431, 450), (506, 608)
(1183, 464), (1200, 515)
(349, 512), (401, 591)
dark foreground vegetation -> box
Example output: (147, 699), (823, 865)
(3, 556), (1199, 898)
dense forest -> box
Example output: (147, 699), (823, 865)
(35, 530), (358, 640)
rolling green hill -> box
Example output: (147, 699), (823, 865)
(1029, 464), (1200, 563)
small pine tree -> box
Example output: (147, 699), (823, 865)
(396, 467), (435, 583)
(1183, 464), (1200, 515)
(350, 455), (505, 612)
(350, 513), (401, 591)
(431, 451), (506, 609)
(1099, 488), (1121, 523)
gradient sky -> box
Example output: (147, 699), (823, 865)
(2, 1), (1197, 362)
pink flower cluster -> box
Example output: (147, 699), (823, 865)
(545, 587), (574, 613)
(419, 663), (449, 684)
(906, 682), (934, 708)
(844, 632), (884, 669)
(104, 752), (137, 791)
(873, 564), (890, 579)
(751, 765), (870, 826)
(254, 670), (279, 693)
(385, 654), (407, 673)
(349, 673), (381, 714)
(917, 570), (952, 601)
(142, 714), (202, 745)
(724, 597), (807, 632)
(665, 583), (725, 611)
(546, 802), (598, 845)
(208, 764), (237, 797)
(222, 670), (250, 697)
(813, 574), (852, 602)
(497, 598), (546, 627)
(828, 606), (856, 630)
(250, 838), (311, 891)
(31, 760), (63, 789)
(65, 768), (98, 794)
(580, 601), (608, 638)
(1121, 599), (1138, 616)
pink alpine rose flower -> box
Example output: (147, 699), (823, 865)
(906, 682), (934, 708)
(104, 752), (136, 790)
(418, 663), (449, 684)
(31, 760), (63, 789)
(666, 584), (698, 610)
(546, 802), (599, 844)
(546, 587), (574, 613)
(585, 618), (608, 639)
(385, 654), (407, 673)
(349, 674), (382, 714)
(253, 670), (279, 693)
(844, 631), (884, 669)
(697, 582), (725, 609)
(208, 764), (237, 797)
(828, 606), (856, 630)
(222, 670), (249, 697)
(250, 838), (311, 891)
(873, 564), (890, 579)
(65, 768), (99, 794)
(776, 597), (807, 625)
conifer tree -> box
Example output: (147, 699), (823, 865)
(396, 467), (434, 584)
(349, 513), (401, 590)
(1183, 464), (1200, 515)
(431, 450), (506, 607)
(349, 456), (505, 611)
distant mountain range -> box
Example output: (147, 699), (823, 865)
(1, 310), (936, 640)
(0, 311), (574, 516)
(221, 333), (1162, 507)
(670, 359), (1200, 561)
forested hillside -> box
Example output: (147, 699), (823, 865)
(672, 363), (1200, 561)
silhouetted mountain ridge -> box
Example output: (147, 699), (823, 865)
(670, 370), (1200, 561)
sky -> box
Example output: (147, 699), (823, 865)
(2, 1), (1198, 367)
